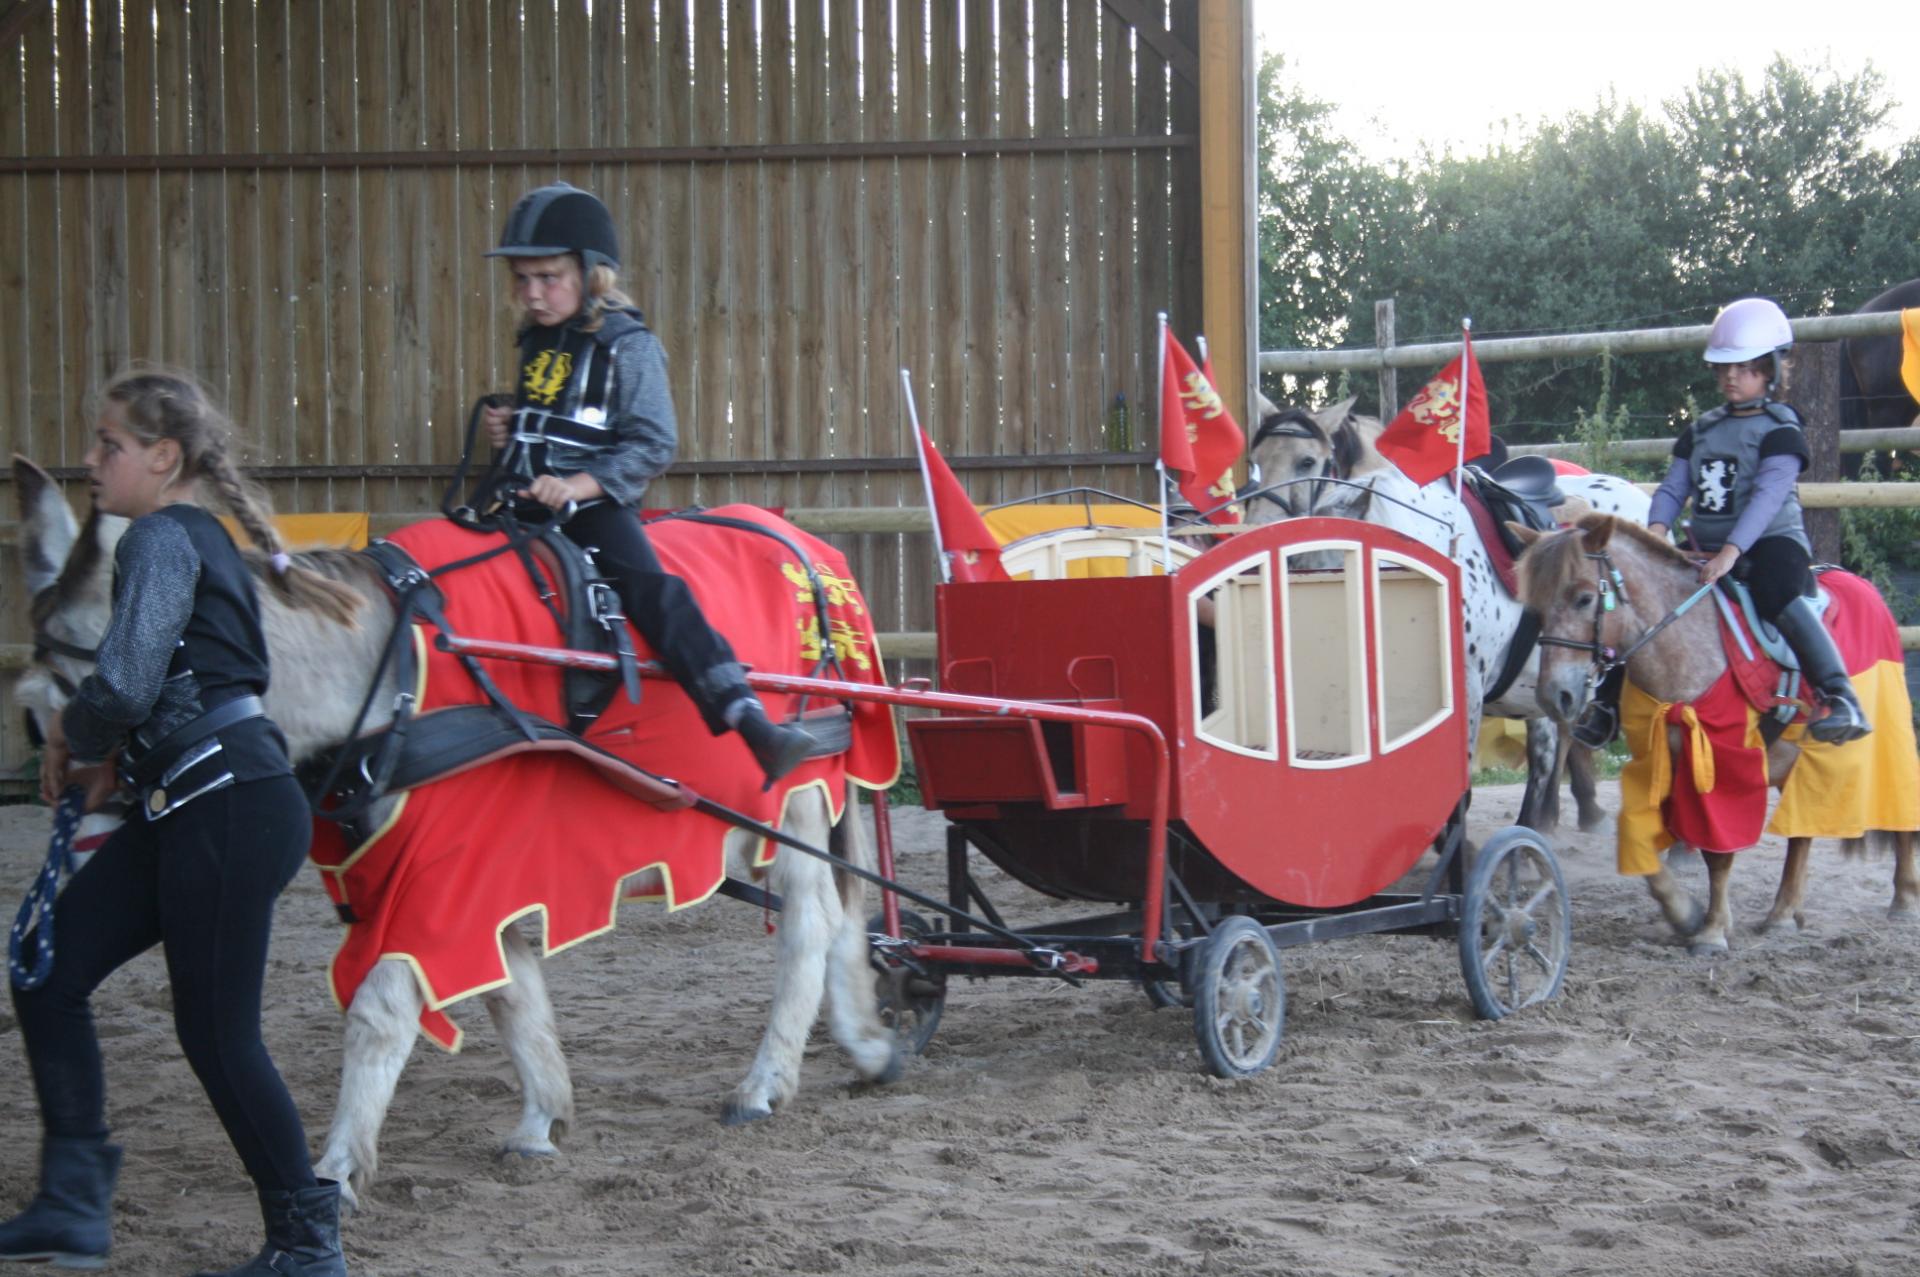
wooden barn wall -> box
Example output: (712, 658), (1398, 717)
(0, 0), (1203, 783)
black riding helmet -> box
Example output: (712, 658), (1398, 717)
(485, 182), (620, 274)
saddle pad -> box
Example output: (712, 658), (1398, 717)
(1719, 570), (1902, 719)
(1458, 483), (1520, 597)
(308, 506), (901, 1050)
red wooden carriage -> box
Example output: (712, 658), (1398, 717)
(876, 514), (1571, 1078)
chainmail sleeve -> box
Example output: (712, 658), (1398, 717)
(582, 328), (679, 508)
(61, 513), (202, 764)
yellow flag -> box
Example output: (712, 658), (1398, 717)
(1902, 308), (1920, 404)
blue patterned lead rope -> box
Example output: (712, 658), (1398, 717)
(10, 786), (87, 992)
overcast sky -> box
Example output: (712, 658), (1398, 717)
(1255, 1), (1919, 160)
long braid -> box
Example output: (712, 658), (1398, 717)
(101, 365), (362, 627)
(203, 449), (362, 626)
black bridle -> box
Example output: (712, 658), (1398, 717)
(1536, 546), (1717, 693)
(1239, 413), (1338, 518)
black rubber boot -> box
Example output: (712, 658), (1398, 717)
(191, 1180), (348, 1277)
(0, 1135), (121, 1270)
(734, 700), (815, 788)
(1774, 595), (1871, 744)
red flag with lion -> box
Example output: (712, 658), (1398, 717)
(1159, 330), (1244, 524)
(1376, 329), (1491, 486)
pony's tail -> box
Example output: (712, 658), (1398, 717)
(205, 452), (363, 628)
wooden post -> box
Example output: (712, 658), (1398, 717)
(1375, 298), (1398, 417)
(1794, 341), (1842, 562)
(1197, 0), (1255, 432)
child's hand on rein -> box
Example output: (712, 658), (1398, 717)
(1697, 544), (1740, 586)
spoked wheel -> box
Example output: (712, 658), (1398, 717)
(868, 909), (946, 1057)
(1459, 826), (1572, 1020)
(1189, 916), (1285, 1079)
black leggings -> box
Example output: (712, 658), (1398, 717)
(1738, 534), (1814, 620)
(11, 775), (317, 1192)
(561, 500), (749, 733)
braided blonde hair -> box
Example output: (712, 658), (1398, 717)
(101, 367), (362, 627)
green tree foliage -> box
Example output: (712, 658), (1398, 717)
(1256, 57), (1920, 439)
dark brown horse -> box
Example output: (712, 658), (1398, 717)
(1840, 279), (1920, 432)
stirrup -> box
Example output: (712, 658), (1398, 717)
(1571, 698), (1619, 750)
(1809, 696), (1870, 744)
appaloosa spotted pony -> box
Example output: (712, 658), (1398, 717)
(1243, 397), (1650, 833)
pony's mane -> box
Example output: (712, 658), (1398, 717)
(1516, 514), (1695, 609)
(238, 546), (386, 595)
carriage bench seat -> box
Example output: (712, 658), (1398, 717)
(906, 706), (1128, 812)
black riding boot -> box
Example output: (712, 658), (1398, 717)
(0, 1135), (121, 1270)
(1774, 596), (1871, 744)
(733, 697), (815, 788)
(191, 1180), (348, 1277)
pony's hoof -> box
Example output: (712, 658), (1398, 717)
(1687, 937), (1729, 957)
(1577, 809), (1607, 833)
(498, 1140), (558, 1161)
(1889, 904), (1917, 923)
(869, 1043), (906, 1086)
(720, 1096), (773, 1126)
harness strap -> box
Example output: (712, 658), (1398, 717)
(122, 694), (265, 788)
(1485, 610), (1541, 705)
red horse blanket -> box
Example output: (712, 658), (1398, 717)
(308, 507), (901, 1049)
(1616, 570), (1920, 875)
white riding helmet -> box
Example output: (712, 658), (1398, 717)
(1704, 297), (1793, 365)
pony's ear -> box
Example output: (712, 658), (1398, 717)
(1317, 396), (1359, 432)
(1579, 513), (1616, 550)
(1505, 521), (1543, 549)
(13, 454), (76, 597)
(1256, 390), (1280, 421)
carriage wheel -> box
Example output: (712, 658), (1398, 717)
(1459, 826), (1572, 1021)
(868, 909), (946, 1057)
(1190, 917), (1285, 1079)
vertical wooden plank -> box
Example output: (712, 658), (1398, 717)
(88, 0), (129, 384)
(221, 0), (262, 441)
(896, 0), (932, 444)
(924, 3), (962, 458)
(1066, 0), (1103, 457)
(726, 0), (763, 501)
(18, 6), (56, 461)
(255, 0), (296, 465)
(1102, 5), (1139, 455)
(389, 0), (428, 462)
(853, 0), (899, 626)
(56, 0), (95, 456)
(1135, 11), (1171, 474)
(455, 0), (496, 430)
(793, 2), (833, 509)
(960, 0), (997, 462)
(619, 0), (655, 327)
(322, 0), (362, 505)
(286, 0), (328, 470)
(763, 0), (800, 485)
(1168, 2), (1202, 346)
(187, 0), (228, 406)
(655, 1), (694, 463)
(687, 3), (727, 470)
(150, 0), (191, 377)
(1029, 0), (1068, 459)
(1197, 0), (1253, 432)
(356, 0), (396, 476)
(118, 0), (157, 375)
(490, 0), (528, 397)
(995, 0), (1033, 502)
(522, 0), (556, 173)
(555, 0), (591, 150)
(0, 14), (28, 466)
(422, 0), (458, 461)
(816, 0), (860, 512)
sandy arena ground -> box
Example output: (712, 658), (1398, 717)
(0, 782), (1916, 1276)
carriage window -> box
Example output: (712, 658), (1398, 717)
(1189, 553), (1276, 759)
(1373, 552), (1453, 752)
(1281, 543), (1369, 768)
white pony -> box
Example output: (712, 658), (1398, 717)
(1243, 399), (1651, 831)
(11, 458), (900, 1210)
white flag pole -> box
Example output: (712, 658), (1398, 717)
(1155, 312), (1173, 571)
(1195, 333), (1209, 367)
(1452, 317), (1473, 491)
(903, 368), (951, 586)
